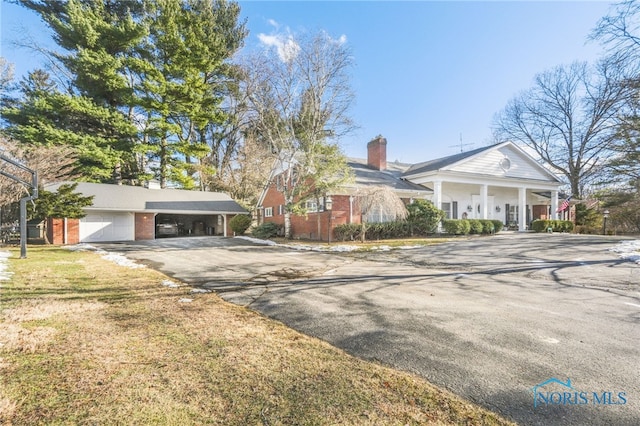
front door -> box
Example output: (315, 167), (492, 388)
(471, 195), (495, 219)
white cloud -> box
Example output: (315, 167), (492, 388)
(258, 32), (300, 62)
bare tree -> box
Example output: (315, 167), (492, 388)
(0, 136), (78, 210)
(591, 0), (640, 70)
(356, 186), (407, 242)
(244, 30), (356, 238)
(493, 59), (634, 197)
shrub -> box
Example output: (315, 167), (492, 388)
(480, 219), (495, 234)
(531, 219), (574, 233)
(406, 200), (445, 235)
(442, 219), (470, 235)
(334, 223), (360, 241)
(251, 222), (282, 239)
(491, 220), (504, 233)
(229, 214), (251, 235)
(468, 219), (483, 234)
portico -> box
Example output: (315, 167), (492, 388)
(402, 142), (563, 231)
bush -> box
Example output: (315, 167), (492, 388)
(251, 222), (282, 239)
(334, 221), (413, 241)
(530, 219), (574, 233)
(480, 219), (495, 234)
(491, 220), (504, 233)
(468, 219), (483, 234)
(334, 223), (360, 241)
(442, 219), (470, 235)
(229, 214), (251, 235)
(406, 200), (445, 235)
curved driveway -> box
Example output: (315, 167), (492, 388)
(98, 233), (640, 426)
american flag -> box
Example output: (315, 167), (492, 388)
(556, 196), (572, 213)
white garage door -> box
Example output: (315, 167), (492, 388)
(79, 212), (135, 242)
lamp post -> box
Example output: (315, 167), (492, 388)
(603, 209), (609, 235)
(325, 196), (333, 244)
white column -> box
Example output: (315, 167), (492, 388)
(433, 180), (442, 210)
(480, 184), (488, 219)
(518, 187), (527, 231)
(551, 190), (558, 220)
(223, 215), (228, 237)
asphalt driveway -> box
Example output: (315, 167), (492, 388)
(97, 233), (640, 426)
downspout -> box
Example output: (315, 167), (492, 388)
(63, 217), (68, 245)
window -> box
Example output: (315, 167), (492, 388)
(441, 202), (451, 219)
(365, 206), (395, 223)
(278, 205), (284, 216)
(264, 207), (273, 218)
(305, 200), (318, 213)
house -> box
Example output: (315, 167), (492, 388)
(44, 182), (247, 243)
(257, 136), (563, 240)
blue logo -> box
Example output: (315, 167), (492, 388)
(532, 378), (627, 408)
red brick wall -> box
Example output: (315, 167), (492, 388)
(47, 218), (80, 245)
(135, 213), (155, 240)
(260, 187), (360, 240)
(367, 136), (387, 171)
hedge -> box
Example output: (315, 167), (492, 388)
(468, 219), (484, 234)
(334, 221), (412, 241)
(442, 219), (471, 235)
(442, 219), (501, 235)
(530, 219), (574, 233)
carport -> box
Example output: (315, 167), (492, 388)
(44, 182), (247, 243)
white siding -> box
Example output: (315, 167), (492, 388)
(449, 146), (553, 181)
(79, 211), (134, 242)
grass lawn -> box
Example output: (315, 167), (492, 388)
(0, 246), (513, 425)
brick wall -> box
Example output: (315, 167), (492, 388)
(135, 213), (155, 240)
(47, 218), (80, 245)
(260, 188), (361, 240)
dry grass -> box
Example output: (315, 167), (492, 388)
(0, 246), (514, 425)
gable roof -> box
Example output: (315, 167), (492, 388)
(403, 143), (500, 176)
(346, 158), (432, 193)
(402, 141), (562, 183)
(45, 182), (247, 215)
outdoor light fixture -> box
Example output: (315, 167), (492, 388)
(495, 206), (501, 213)
(467, 205), (473, 212)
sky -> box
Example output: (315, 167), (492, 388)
(0, 1), (616, 163)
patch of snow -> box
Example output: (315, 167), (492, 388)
(100, 253), (146, 269)
(65, 244), (145, 269)
(0, 251), (13, 282)
(235, 236), (277, 246)
(609, 240), (640, 265)
(178, 298), (193, 303)
(161, 279), (180, 288)
(190, 288), (211, 294)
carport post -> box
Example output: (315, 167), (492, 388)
(223, 214), (227, 237)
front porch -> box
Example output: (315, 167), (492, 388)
(423, 180), (561, 231)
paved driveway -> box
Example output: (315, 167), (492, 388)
(97, 234), (640, 426)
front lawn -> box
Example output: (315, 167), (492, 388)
(0, 246), (513, 425)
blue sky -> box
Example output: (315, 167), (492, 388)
(1, 1), (614, 162)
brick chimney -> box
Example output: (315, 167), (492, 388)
(367, 135), (387, 171)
